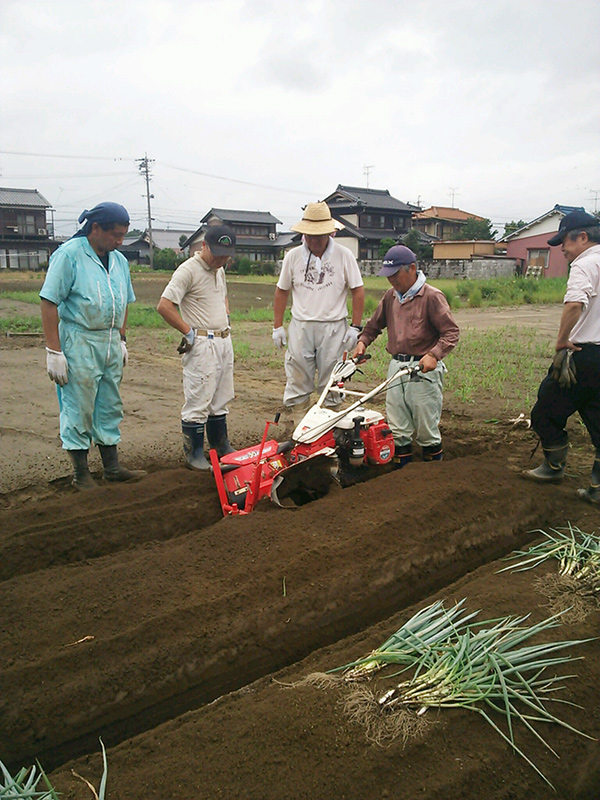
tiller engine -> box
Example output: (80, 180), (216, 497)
(210, 357), (420, 515)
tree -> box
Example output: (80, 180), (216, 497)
(153, 248), (180, 270)
(400, 228), (433, 260)
(401, 229), (420, 253)
(457, 218), (497, 240)
(179, 234), (188, 248)
(504, 220), (527, 236)
(378, 237), (397, 258)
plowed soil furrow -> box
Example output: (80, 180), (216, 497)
(1, 444), (595, 775)
(0, 469), (222, 580)
(50, 556), (599, 800)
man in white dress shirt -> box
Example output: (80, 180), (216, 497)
(523, 210), (600, 505)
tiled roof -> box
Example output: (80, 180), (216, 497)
(0, 187), (51, 208)
(500, 204), (586, 241)
(413, 206), (485, 222)
(123, 229), (195, 250)
(200, 208), (282, 225)
(326, 185), (420, 213)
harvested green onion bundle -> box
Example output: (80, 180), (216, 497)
(0, 760), (59, 799)
(329, 599), (480, 680)
(329, 603), (594, 788)
(499, 523), (600, 592)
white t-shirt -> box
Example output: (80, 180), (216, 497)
(277, 239), (363, 322)
(564, 243), (600, 345)
(161, 253), (229, 330)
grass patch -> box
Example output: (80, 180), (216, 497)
(1, 290), (40, 303)
(346, 325), (553, 410)
(0, 315), (42, 333)
(127, 304), (169, 328)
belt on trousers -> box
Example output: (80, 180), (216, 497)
(195, 328), (230, 338)
(393, 353), (424, 362)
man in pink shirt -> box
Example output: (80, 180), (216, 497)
(523, 210), (600, 505)
(353, 245), (459, 466)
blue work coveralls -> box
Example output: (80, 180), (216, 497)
(40, 236), (136, 451)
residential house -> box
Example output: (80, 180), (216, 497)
(500, 205), (585, 278)
(0, 187), (57, 270)
(120, 228), (194, 264)
(182, 208), (283, 261)
(322, 185), (421, 260)
(412, 206), (486, 240)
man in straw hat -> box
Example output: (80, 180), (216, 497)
(40, 201), (145, 489)
(273, 201), (364, 410)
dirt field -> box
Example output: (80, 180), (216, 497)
(1, 277), (599, 800)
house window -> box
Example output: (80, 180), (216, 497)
(361, 214), (386, 229)
(527, 249), (549, 268)
(16, 213), (36, 236)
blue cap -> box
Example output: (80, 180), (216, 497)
(378, 245), (417, 276)
(547, 210), (598, 246)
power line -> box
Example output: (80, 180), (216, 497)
(0, 149), (131, 162)
(160, 161), (317, 196)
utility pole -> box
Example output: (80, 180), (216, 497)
(589, 190), (599, 214)
(363, 165), (374, 189)
(137, 154), (155, 269)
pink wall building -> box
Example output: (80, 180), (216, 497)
(502, 205), (584, 278)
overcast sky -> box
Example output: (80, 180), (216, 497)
(1, 0), (599, 237)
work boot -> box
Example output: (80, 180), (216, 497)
(522, 442), (568, 483)
(423, 443), (443, 462)
(393, 443), (413, 469)
(98, 444), (146, 482)
(577, 449), (600, 505)
(68, 449), (98, 491)
(181, 421), (210, 470)
(206, 414), (235, 457)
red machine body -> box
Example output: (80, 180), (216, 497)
(363, 420), (394, 465)
(211, 418), (394, 516)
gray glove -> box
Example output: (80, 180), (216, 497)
(46, 348), (68, 386)
(551, 348), (577, 389)
(177, 328), (195, 355)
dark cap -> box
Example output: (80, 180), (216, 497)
(204, 224), (236, 256)
(378, 245), (417, 276)
(547, 210), (598, 246)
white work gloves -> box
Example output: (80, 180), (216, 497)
(46, 347), (68, 386)
(343, 325), (362, 352)
(272, 326), (287, 348)
(121, 339), (129, 367)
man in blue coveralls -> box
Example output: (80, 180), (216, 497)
(40, 202), (145, 490)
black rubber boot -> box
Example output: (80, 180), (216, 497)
(423, 443), (443, 462)
(522, 443), (568, 484)
(206, 414), (236, 457)
(393, 444), (413, 469)
(68, 449), (98, 491)
(577, 449), (600, 505)
(98, 445), (146, 482)
(182, 421), (210, 470)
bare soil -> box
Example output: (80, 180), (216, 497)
(1, 279), (598, 800)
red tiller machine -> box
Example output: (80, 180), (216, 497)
(210, 357), (421, 516)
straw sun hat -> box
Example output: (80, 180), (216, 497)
(291, 202), (340, 236)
